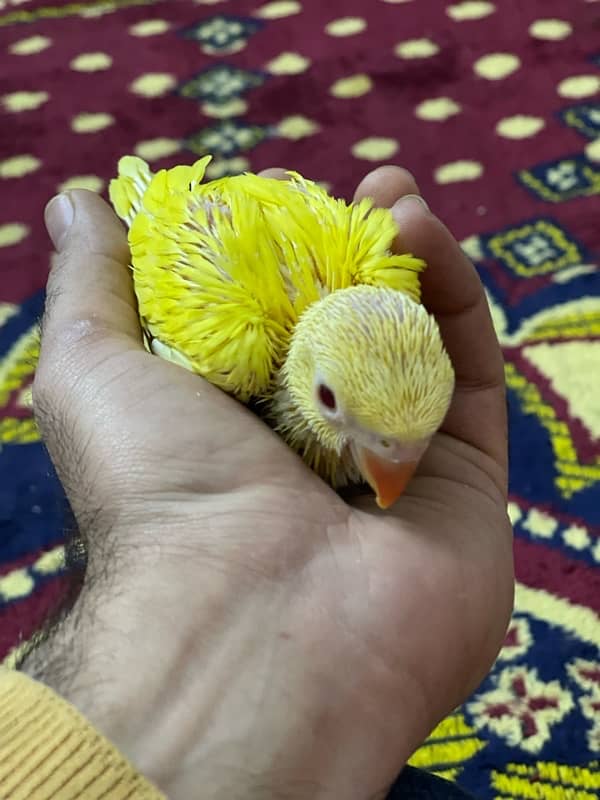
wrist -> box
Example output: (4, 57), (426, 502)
(23, 514), (425, 800)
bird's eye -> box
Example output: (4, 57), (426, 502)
(318, 384), (337, 411)
(380, 439), (391, 448)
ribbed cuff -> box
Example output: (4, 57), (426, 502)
(0, 667), (165, 799)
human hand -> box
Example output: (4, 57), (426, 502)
(24, 167), (513, 800)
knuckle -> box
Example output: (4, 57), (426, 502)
(33, 323), (101, 437)
(42, 283), (64, 321)
(42, 308), (113, 352)
(33, 321), (109, 446)
(42, 254), (116, 358)
(38, 315), (115, 393)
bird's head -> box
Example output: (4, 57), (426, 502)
(284, 285), (455, 508)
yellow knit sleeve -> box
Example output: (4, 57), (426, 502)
(0, 667), (166, 799)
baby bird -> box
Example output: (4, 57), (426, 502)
(109, 155), (454, 508)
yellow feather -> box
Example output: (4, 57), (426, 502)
(110, 155), (453, 490)
(108, 155), (153, 225)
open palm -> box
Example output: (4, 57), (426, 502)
(30, 167), (513, 800)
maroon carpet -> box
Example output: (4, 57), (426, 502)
(1, 1), (599, 796)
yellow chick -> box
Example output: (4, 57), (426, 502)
(109, 155), (454, 508)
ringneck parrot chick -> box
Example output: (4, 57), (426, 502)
(109, 155), (455, 508)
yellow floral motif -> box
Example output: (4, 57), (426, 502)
(185, 120), (268, 158)
(524, 341), (600, 441)
(491, 760), (600, 799)
(468, 666), (574, 754)
(519, 161), (600, 203)
(183, 15), (262, 55)
(0, 324), (40, 445)
(505, 363), (600, 498)
(497, 617), (533, 662)
(0, 417), (39, 445)
(179, 65), (264, 104)
(568, 660), (600, 752)
(205, 156), (250, 179)
(1, 329), (37, 399)
(408, 713), (486, 781)
(487, 220), (584, 277)
(521, 308), (600, 341)
(0, 325), (39, 407)
(489, 295), (600, 346)
(562, 106), (600, 139)
(484, 292), (600, 498)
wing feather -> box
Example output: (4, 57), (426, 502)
(111, 157), (426, 402)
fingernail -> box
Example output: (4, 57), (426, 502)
(398, 193), (429, 211)
(45, 193), (74, 251)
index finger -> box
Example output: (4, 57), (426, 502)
(354, 172), (507, 477)
(393, 199), (507, 469)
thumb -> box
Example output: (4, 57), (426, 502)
(34, 190), (145, 521)
(36, 189), (144, 446)
(42, 189), (142, 349)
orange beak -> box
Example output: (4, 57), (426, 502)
(354, 446), (419, 509)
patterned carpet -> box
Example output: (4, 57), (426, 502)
(1, 0), (599, 797)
